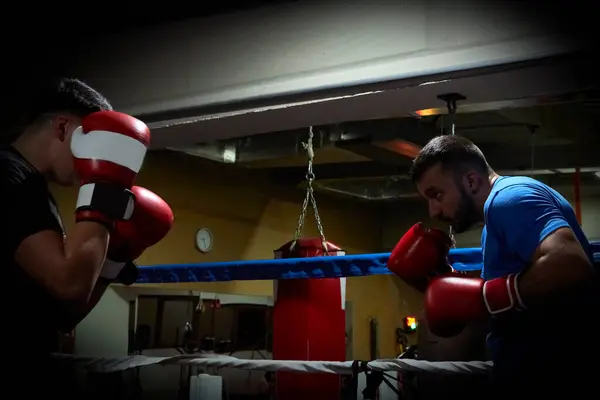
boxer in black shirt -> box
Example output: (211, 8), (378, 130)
(1, 80), (117, 356)
(1, 145), (70, 354)
(0, 79), (153, 395)
(1, 79), (175, 397)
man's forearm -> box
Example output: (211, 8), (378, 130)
(62, 222), (110, 301)
(58, 279), (112, 332)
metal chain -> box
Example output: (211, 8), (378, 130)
(445, 101), (458, 248)
(291, 126), (328, 251)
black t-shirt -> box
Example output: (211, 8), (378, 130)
(0, 146), (66, 358)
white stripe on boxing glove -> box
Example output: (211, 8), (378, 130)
(71, 127), (147, 174)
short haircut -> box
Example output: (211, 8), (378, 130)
(5, 78), (112, 140)
(410, 135), (490, 184)
(25, 78), (112, 123)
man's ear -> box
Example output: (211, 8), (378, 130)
(53, 116), (70, 142)
(464, 171), (480, 194)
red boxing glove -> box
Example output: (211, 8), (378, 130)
(100, 186), (174, 281)
(71, 111), (151, 226)
(424, 274), (526, 337)
(387, 223), (453, 292)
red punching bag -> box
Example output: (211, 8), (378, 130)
(273, 238), (347, 400)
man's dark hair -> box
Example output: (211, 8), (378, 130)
(24, 78), (112, 123)
(410, 135), (491, 184)
(4, 78), (112, 141)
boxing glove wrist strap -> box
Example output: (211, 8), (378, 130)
(100, 258), (127, 280)
(100, 260), (139, 286)
(115, 261), (139, 286)
(482, 273), (527, 314)
(76, 183), (135, 221)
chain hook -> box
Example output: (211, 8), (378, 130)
(437, 93), (466, 248)
(291, 127), (329, 253)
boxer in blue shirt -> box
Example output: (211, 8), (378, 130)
(406, 135), (598, 397)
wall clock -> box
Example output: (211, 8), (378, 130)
(195, 228), (213, 253)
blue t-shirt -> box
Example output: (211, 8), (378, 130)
(481, 176), (593, 367)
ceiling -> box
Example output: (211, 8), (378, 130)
(167, 85), (600, 201)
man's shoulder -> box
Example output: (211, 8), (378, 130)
(484, 176), (557, 223)
(489, 176), (553, 205)
(0, 147), (40, 187)
(492, 175), (547, 193)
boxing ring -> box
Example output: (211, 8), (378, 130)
(60, 123), (600, 398)
(55, 242), (600, 399)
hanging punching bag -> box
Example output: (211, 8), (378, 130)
(272, 238), (346, 400)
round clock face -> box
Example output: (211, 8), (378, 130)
(195, 228), (213, 253)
